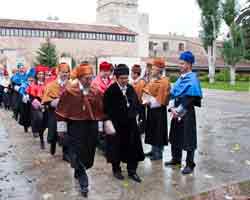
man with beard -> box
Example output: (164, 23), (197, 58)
(56, 63), (104, 197)
(103, 64), (145, 183)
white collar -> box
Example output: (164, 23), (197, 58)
(181, 71), (192, 78)
(117, 81), (127, 91)
(57, 78), (66, 87)
(130, 77), (141, 85)
(37, 81), (44, 85)
(78, 80), (89, 95)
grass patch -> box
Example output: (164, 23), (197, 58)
(201, 81), (250, 92)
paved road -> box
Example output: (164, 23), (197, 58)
(0, 89), (250, 200)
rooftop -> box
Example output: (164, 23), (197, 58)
(0, 18), (137, 35)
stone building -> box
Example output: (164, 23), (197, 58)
(0, 0), (249, 73)
(0, 19), (137, 70)
(96, 0), (149, 58)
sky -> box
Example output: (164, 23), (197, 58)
(0, 0), (247, 37)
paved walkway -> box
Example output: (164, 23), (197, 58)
(0, 89), (250, 200)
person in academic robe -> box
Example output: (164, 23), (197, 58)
(143, 58), (171, 161)
(10, 65), (27, 120)
(0, 64), (6, 107)
(164, 51), (203, 175)
(55, 63), (104, 197)
(103, 64), (145, 183)
(1, 68), (11, 110)
(130, 64), (146, 134)
(91, 61), (113, 153)
(18, 68), (36, 133)
(26, 65), (49, 149)
(42, 63), (70, 157)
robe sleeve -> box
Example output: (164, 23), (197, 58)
(156, 78), (171, 106)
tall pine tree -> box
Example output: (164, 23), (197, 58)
(35, 38), (58, 67)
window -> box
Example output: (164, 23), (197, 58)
(10, 29), (14, 36)
(149, 41), (154, 51)
(14, 29), (19, 36)
(27, 29), (32, 37)
(31, 30), (36, 37)
(178, 43), (185, 51)
(5, 29), (10, 36)
(18, 29), (22, 37)
(34, 30), (38, 37)
(1, 29), (6, 36)
(62, 31), (67, 39)
(163, 42), (169, 51)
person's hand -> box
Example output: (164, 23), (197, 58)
(3, 88), (8, 93)
(171, 108), (178, 119)
(50, 98), (60, 108)
(32, 99), (42, 109)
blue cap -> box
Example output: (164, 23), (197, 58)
(179, 51), (195, 64)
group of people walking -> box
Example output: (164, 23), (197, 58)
(0, 51), (202, 198)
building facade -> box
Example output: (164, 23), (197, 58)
(0, 19), (137, 70)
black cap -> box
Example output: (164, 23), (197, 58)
(114, 64), (129, 77)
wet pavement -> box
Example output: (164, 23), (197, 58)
(0, 89), (250, 200)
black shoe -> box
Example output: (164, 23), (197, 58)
(74, 170), (80, 179)
(40, 140), (45, 150)
(182, 166), (194, 175)
(80, 188), (88, 198)
(50, 143), (56, 155)
(24, 127), (28, 133)
(128, 173), (142, 183)
(79, 173), (88, 197)
(164, 159), (181, 167)
(113, 172), (124, 180)
(144, 151), (153, 157)
(62, 154), (70, 162)
(149, 154), (162, 161)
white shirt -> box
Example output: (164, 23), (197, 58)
(116, 82), (130, 107)
(78, 80), (89, 95)
(180, 71), (192, 79)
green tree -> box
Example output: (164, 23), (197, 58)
(237, 1), (250, 60)
(222, 0), (244, 85)
(197, 0), (222, 83)
(35, 38), (58, 67)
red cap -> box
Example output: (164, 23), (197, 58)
(36, 65), (49, 73)
(99, 62), (112, 72)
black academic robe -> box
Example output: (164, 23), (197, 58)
(2, 85), (11, 109)
(10, 83), (22, 120)
(30, 96), (48, 134)
(145, 106), (168, 146)
(103, 83), (145, 164)
(0, 85), (3, 105)
(169, 96), (201, 151)
(63, 120), (98, 169)
(19, 101), (31, 128)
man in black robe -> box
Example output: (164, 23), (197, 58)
(56, 63), (104, 197)
(165, 51), (203, 175)
(103, 64), (145, 183)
